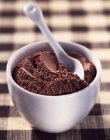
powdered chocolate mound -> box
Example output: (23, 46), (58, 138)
(13, 51), (96, 95)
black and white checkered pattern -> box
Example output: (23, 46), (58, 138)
(0, 0), (110, 139)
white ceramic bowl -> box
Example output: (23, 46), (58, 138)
(6, 41), (101, 133)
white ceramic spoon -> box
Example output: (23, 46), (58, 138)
(24, 2), (84, 79)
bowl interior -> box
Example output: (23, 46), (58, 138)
(7, 41), (101, 97)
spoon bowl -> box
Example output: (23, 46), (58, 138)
(24, 2), (84, 79)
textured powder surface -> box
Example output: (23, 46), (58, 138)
(13, 51), (96, 95)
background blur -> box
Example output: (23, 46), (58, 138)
(0, 0), (110, 48)
(0, 0), (110, 140)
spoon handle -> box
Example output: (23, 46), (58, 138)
(24, 2), (67, 63)
(24, 2), (84, 79)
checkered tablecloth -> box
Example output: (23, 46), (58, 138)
(0, 0), (110, 139)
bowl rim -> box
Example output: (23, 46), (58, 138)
(6, 40), (102, 98)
